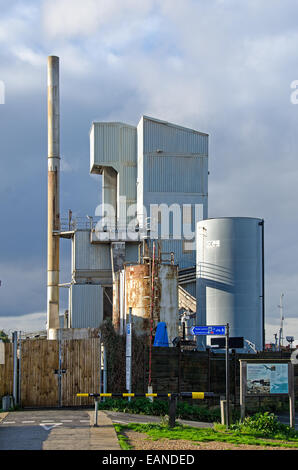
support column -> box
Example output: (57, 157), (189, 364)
(111, 242), (126, 333)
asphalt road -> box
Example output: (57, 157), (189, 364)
(0, 409), (96, 450)
(1, 408), (297, 451)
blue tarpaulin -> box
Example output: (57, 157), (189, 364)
(154, 322), (169, 347)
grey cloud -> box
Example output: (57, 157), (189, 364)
(0, 1), (298, 342)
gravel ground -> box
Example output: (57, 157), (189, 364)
(124, 430), (298, 451)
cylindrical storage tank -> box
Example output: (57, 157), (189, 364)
(125, 264), (151, 336)
(196, 217), (264, 352)
(157, 264), (179, 345)
(124, 263), (179, 345)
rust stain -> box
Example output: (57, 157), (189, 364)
(125, 264), (151, 315)
(125, 264), (151, 337)
(113, 261), (179, 341)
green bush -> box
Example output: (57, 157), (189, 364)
(231, 412), (297, 438)
(176, 401), (221, 422)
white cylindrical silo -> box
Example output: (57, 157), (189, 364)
(196, 217), (264, 351)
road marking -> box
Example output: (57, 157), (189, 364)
(79, 420), (90, 423)
(40, 423), (63, 431)
(2, 421), (15, 424)
(41, 422), (60, 425)
(22, 421), (35, 423)
(61, 420), (73, 422)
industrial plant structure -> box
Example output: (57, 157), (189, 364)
(46, 56), (265, 352)
(59, 114), (207, 340)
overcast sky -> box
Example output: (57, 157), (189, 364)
(0, 0), (298, 344)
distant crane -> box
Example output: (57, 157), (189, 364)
(278, 293), (285, 350)
(274, 333), (278, 350)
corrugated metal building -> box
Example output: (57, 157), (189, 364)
(90, 122), (137, 227)
(137, 116), (208, 269)
(66, 115), (208, 328)
(70, 284), (104, 328)
(72, 230), (112, 284)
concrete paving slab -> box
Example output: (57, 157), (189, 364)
(88, 411), (121, 450)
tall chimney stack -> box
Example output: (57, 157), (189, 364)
(47, 55), (60, 338)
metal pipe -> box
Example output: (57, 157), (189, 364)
(148, 242), (155, 387)
(102, 345), (107, 402)
(262, 220), (265, 350)
(225, 323), (230, 428)
(279, 293), (284, 350)
(47, 55), (60, 338)
(259, 219), (265, 350)
(127, 307), (132, 402)
(12, 331), (18, 407)
(58, 328), (62, 407)
(94, 398), (99, 427)
(18, 331), (22, 407)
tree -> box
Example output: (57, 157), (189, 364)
(0, 330), (10, 343)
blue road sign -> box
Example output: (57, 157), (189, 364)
(191, 325), (226, 336)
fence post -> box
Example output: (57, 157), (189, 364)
(240, 361), (246, 422)
(12, 331), (18, 407)
(220, 396), (226, 425)
(103, 345), (107, 397)
(225, 323), (230, 428)
(207, 347), (211, 393)
(126, 307), (132, 402)
(178, 347), (181, 395)
(94, 397), (99, 427)
(58, 328), (62, 408)
(99, 335), (102, 399)
(288, 362), (295, 429)
(169, 394), (177, 428)
(18, 332), (22, 407)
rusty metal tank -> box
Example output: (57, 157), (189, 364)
(125, 263), (151, 335)
(123, 262), (179, 345)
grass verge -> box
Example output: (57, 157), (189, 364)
(114, 422), (298, 450)
(114, 424), (134, 450)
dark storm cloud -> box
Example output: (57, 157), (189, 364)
(0, 0), (298, 341)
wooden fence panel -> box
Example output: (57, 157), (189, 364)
(62, 338), (101, 407)
(0, 343), (13, 398)
(20, 338), (101, 408)
(20, 340), (59, 408)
